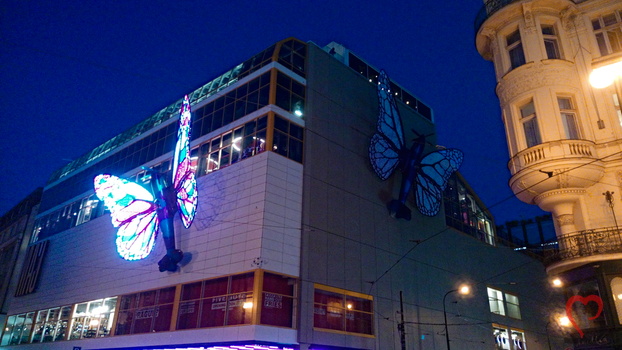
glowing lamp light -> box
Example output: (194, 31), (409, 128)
(346, 304), (353, 309)
(589, 61), (622, 88)
(559, 316), (571, 327)
(617, 293), (622, 300)
(552, 278), (563, 287)
(458, 285), (471, 295)
(243, 302), (253, 309)
(89, 319), (100, 327)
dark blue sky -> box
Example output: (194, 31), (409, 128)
(0, 0), (546, 224)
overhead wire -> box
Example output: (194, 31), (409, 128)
(5, 37), (614, 343)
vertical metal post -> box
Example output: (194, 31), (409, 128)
(399, 291), (406, 350)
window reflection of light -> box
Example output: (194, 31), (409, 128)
(232, 137), (242, 151)
(91, 306), (108, 316)
(89, 319), (99, 327)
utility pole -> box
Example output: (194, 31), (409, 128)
(398, 291), (406, 350)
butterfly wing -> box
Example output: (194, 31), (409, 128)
(172, 95), (198, 228)
(93, 174), (159, 260)
(415, 149), (463, 216)
(369, 134), (401, 180)
(369, 70), (405, 180)
(115, 210), (159, 261)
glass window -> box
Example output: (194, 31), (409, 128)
(70, 297), (117, 339)
(1, 315), (16, 345)
(558, 97), (580, 139)
(494, 326), (526, 350)
(593, 11), (622, 56)
(493, 326), (511, 350)
(443, 174), (496, 246)
(115, 288), (172, 335)
(611, 277), (622, 324)
(614, 93), (622, 127)
(0, 314), (33, 346)
(520, 100), (541, 147)
(505, 293), (521, 319)
(275, 72), (306, 117)
(507, 30), (526, 69)
(176, 273), (255, 330)
(30, 306), (71, 343)
(510, 329), (526, 350)
(261, 273), (296, 327)
(542, 24), (561, 59)
(313, 285), (373, 335)
(196, 116), (268, 177)
(272, 115), (304, 163)
(488, 288), (506, 315)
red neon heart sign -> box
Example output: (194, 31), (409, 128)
(565, 294), (603, 338)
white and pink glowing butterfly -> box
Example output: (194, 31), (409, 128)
(94, 95), (198, 271)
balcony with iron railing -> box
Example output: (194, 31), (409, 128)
(544, 226), (622, 272)
(474, 0), (590, 34)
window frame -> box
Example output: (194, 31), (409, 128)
(506, 29), (526, 70)
(592, 10), (622, 57)
(487, 287), (522, 320)
(313, 284), (374, 337)
(493, 324), (527, 350)
(557, 96), (581, 140)
(541, 23), (562, 59)
(518, 99), (542, 148)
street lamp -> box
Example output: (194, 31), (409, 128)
(443, 285), (470, 350)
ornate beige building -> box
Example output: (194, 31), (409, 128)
(476, 0), (622, 348)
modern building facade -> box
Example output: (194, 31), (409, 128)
(1, 38), (559, 349)
(0, 189), (42, 332)
(475, 0), (622, 348)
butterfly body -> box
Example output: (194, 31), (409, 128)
(369, 71), (463, 220)
(94, 95), (197, 271)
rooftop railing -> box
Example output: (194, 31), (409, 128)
(474, 0), (520, 33)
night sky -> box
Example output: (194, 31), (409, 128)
(0, 0), (546, 224)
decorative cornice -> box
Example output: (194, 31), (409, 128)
(534, 188), (586, 201)
(496, 61), (579, 103)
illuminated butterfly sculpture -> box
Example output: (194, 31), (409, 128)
(369, 70), (463, 220)
(94, 95), (198, 272)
